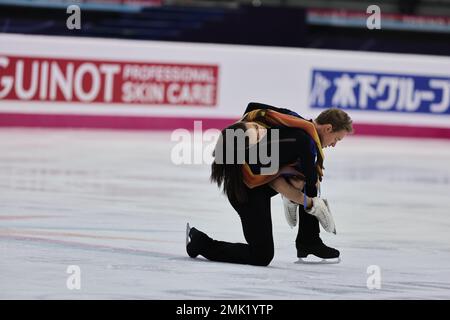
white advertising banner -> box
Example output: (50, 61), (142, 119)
(1, 33), (450, 134)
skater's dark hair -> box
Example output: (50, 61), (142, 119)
(211, 122), (249, 204)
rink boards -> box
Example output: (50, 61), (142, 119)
(0, 34), (450, 138)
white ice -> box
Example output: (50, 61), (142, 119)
(1, 128), (450, 299)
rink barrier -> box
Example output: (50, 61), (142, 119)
(1, 112), (450, 139)
(1, 34), (450, 137)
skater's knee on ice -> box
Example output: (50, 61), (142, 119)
(250, 247), (274, 267)
(252, 253), (274, 266)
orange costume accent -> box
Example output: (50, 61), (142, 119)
(239, 109), (325, 189)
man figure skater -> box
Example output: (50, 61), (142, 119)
(243, 102), (352, 263)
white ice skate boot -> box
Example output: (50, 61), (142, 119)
(305, 197), (336, 234)
(281, 194), (299, 228)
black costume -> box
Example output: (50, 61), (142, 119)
(187, 102), (338, 266)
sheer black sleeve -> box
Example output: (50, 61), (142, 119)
(243, 102), (294, 116)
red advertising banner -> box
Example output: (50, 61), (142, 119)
(0, 55), (219, 106)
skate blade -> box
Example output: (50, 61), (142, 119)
(186, 222), (191, 246)
(295, 256), (341, 265)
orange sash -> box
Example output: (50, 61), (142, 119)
(239, 109), (324, 188)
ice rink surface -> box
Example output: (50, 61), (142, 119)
(1, 128), (450, 299)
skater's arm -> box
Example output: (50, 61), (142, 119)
(292, 130), (319, 197)
(269, 177), (313, 209)
(244, 102), (294, 116)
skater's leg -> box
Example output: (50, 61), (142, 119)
(295, 206), (340, 260)
(238, 187), (275, 266)
(191, 186), (275, 266)
(296, 206), (321, 247)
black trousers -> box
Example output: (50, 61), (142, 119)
(197, 127), (321, 266)
(198, 184), (320, 266)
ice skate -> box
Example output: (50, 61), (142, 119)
(295, 242), (341, 264)
(305, 197), (336, 234)
(282, 194), (299, 228)
(186, 223), (204, 258)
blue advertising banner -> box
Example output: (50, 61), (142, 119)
(309, 69), (450, 114)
